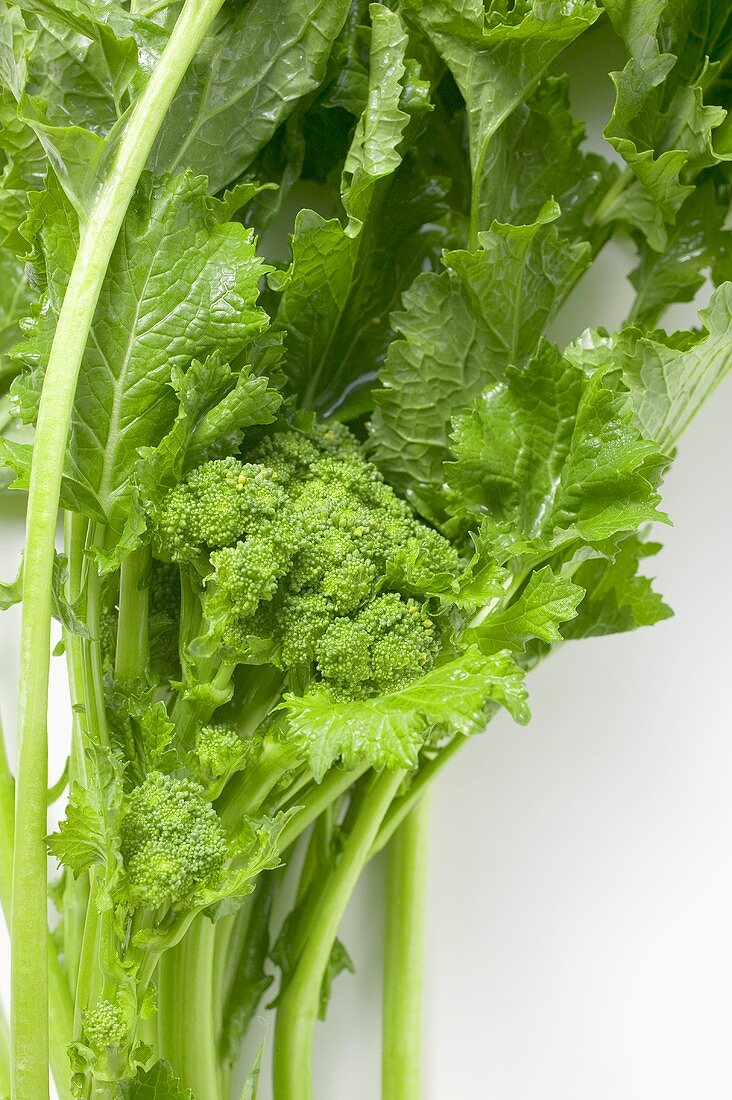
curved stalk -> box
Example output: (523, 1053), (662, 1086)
(11, 1), (227, 1093)
(381, 796), (430, 1100)
(273, 769), (405, 1100)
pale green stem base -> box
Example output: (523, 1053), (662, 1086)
(382, 796), (430, 1100)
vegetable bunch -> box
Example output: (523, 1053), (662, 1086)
(0, 0), (730, 1098)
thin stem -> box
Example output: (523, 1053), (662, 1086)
(381, 796), (430, 1100)
(276, 763), (371, 854)
(273, 769), (405, 1100)
(63, 512), (91, 992)
(114, 546), (150, 682)
(11, 1), (225, 1092)
(0, 1002), (9, 1100)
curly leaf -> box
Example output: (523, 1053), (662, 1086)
(283, 647), (529, 781)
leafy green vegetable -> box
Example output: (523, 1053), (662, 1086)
(0, 2), (728, 1099)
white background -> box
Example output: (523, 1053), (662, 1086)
(2, 21), (732, 1100)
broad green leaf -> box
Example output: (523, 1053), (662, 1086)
(369, 203), (590, 498)
(562, 535), (672, 639)
(477, 73), (616, 241)
(283, 647), (529, 781)
(274, 5), (441, 412)
(150, 0), (352, 194)
(0, 0), (141, 220)
(447, 341), (667, 561)
(404, 0), (601, 238)
(469, 567), (584, 653)
(15, 172), (270, 553)
(568, 283), (732, 453)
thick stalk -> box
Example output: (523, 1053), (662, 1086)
(273, 769), (405, 1100)
(381, 796), (430, 1100)
(158, 917), (220, 1100)
(0, 720), (73, 1100)
(11, 3), (226, 1092)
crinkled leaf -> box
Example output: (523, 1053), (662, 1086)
(15, 172), (270, 554)
(628, 182), (730, 327)
(120, 1061), (193, 1100)
(478, 72), (616, 241)
(369, 203), (590, 498)
(283, 647), (529, 781)
(600, 0), (731, 249)
(469, 567), (584, 653)
(569, 283), (732, 453)
(447, 341), (668, 561)
(274, 5), (440, 412)
(150, 0), (352, 194)
(405, 0), (600, 237)
(562, 535), (672, 639)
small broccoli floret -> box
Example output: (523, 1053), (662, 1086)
(316, 594), (439, 699)
(82, 998), (126, 1050)
(315, 618), (372, 690)
(195, 722), (247, 780)
(278, 593), (333, 665)
(120, 773), (227, 910)
(155, 457), (287, 562)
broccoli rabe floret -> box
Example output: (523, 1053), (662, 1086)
(316, 594), (439, 699)
(82, 999), (126, 1050)
(120, 772), (227, 910)
(150, 422), (456, 698)
(195, 722), (247, 781)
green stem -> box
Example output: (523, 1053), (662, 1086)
(0, 1002), (9, 1100)
(0, 718), (73, 1100)
(276, 763), (370, 854)
(11, 2), (225, 1092)
(273, 769), (405, 1100)
(381, 796), (430, 1100)
(63, 512), (90, 992)
(158, 918), (220, 1100)
(114, 546), (150, 682)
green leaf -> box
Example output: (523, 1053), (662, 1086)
(318, 936), (355, 1020)
(405, 0), (601, 238)
(569, 283), (732, 453)
(562, 535), (672, 639)
(628, 182), (730, 327)
(283, 647), (529, 781)
(16, 172), (271, 550)
(150, 0), (352, 194)
(0, 246), (33, 393)
(447, 341), (667, 561)
(274, 5), (440, 412)
(0, 551), (90, 637)
(120, 1061), (193, 1100)
(477, 72), (616, 241)
(369, 204), (589, 498)
(600, 0), (731, 249)
(469, 567), (584, 653)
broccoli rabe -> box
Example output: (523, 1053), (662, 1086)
(150, 422), (458, 699)
(119, 772), (227, 910)
(82, 998), (126, 1051)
